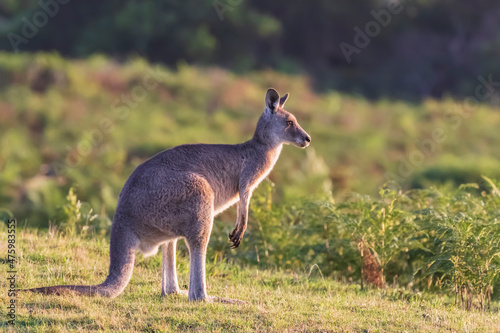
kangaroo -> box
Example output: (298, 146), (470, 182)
(26, 88), (311, 302)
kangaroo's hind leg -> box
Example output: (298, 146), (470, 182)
(185, 215), (213, 302)
(161, 173), (244, 303)
(185, 211), (246, 304)
(161, 240), (183, 296)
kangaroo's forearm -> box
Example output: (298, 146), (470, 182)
(228, 190), (250, 248)
(236, 201), (248, 231)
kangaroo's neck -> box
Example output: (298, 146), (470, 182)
(261, 143), (283, 177)
(247, 137), (283, 160)
(245, 138), (283, 187)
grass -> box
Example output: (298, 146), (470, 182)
(1, 228), (499, 332)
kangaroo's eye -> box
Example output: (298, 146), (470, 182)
(286, 121), (294, 127)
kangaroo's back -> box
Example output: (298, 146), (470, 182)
(120, 142), (249, 216)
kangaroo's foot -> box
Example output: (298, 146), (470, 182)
(161, 289), (188, 297)
(207, 295), (246, 304)
(163, 290), (244, 304)
(187, 293), (246, 304)
(186, 288), (246, 304)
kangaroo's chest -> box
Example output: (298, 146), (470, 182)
(214, 193), (240, 216)
(249, 146), (282, 190)
(212, 174), (240, 215)
(211, 145), (282, 215)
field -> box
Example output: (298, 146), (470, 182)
(1, 53), (500, 331)
(1, 228), (499, 332)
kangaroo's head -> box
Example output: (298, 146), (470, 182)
(254, 88), (311, 148)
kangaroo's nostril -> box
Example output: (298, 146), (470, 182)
(305, 136), (311, 143)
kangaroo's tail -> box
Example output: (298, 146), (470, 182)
(23, 223), (137, 298)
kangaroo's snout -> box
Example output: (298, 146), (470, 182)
(298, 134), (311, 148)
(304, 135), (311, 146)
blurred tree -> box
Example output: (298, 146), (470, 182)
(1, 0), (500, 100)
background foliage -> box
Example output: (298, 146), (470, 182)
(1, 0), (500, 100)
(3, 53), (500, 225)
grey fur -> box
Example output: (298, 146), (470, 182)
(26, 88), (311, 301)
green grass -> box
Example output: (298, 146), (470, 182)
(1, 228), (499, 332)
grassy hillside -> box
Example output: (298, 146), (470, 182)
(3, 53), (500, 226)
(1, 228), (499, 332)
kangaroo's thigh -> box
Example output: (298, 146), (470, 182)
(150, 173), (215, 235)
(127, 172), (214, 255)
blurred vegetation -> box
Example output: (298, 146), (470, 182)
(1, 0), (500, 100)
(3, 53), (500, 226)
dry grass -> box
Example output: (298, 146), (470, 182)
(1, 228), (499, 332)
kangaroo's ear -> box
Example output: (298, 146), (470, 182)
(265, 88), (280, 113)
(279, 93), (289, 108)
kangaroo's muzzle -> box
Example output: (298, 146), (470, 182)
(296, 134), (311, 148)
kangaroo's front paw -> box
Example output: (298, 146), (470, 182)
(228, 229), (243, 249)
